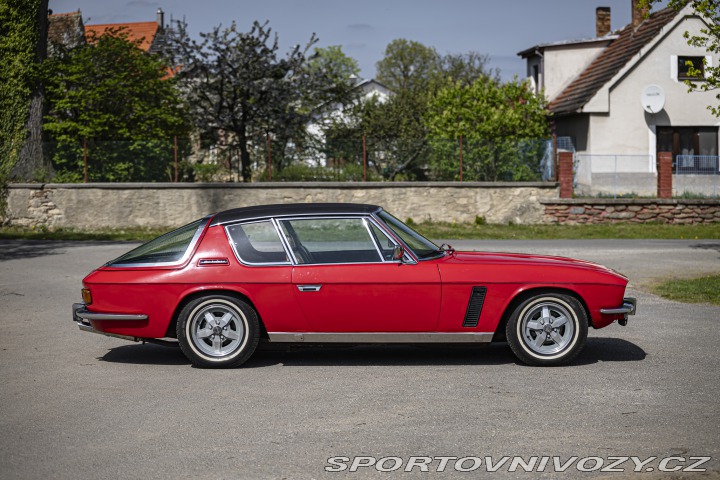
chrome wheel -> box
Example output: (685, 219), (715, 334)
(188, 301), (247, 358)
(506, 293), (588, 366)
(177, 295), (260, 368)
(520, 301), (575, 355)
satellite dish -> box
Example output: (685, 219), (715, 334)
(641, 85), (665, 113)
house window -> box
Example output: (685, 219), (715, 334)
(532, 64), (540, 93)
(678, 56), (705, 80)
(657, 127), (718, 172)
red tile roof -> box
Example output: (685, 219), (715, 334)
(84, 21), (158, 52)
(549, 7), (678, 116)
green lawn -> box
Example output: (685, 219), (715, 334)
(0, 225), (166, 242)
(651, 275), (720, 306)
(1, 221), (719, 242)
(413, 221), (720, 240)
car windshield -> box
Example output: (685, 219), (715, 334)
(377, 211), (441, 259)
(108, 218), (205, 266)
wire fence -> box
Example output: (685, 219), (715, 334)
(574, 154), (656, 198)
(37, 136), (553, 183)
(675, 155), (720, 198)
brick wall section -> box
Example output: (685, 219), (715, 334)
(558, 151), (574, 198)
(657, 151), (672, 198)
(542, 199), (720, 224)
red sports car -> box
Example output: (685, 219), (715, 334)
(72, 203), (636, 367)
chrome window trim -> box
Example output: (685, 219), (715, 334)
(273, 217), (301, 265)
(224, 219), (292, 267)
(369, 213), (420, 264)
(276, 215), (393, 266)
(211, 209), (381, 227)
(364, 216), (417, 264)
(105, 215), (212, 268)
(372, 211), (444, 263)
(363, 217), (386, 261)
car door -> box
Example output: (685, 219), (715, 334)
(279, 216), (441, 332)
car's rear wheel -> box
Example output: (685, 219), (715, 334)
(177, 295), (259, 368)
(506, 293), (588, 366)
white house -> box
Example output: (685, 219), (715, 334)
(305, 78), (392, 166)
(519, 1), (719, 195)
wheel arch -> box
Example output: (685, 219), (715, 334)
(492, 286), (592, 342)
(165, 287), (269, 340)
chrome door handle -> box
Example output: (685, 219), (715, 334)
(297, 285), (322, 292)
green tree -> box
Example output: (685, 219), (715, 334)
(309, 45), (360, 90)
(166, 21), (354, 181)
(0, 0), (49, 199)
(439, 52), (500, 87)
(425, 79), (550, 181)
(43, 29), (189, 182)
(376, 39), (440, 94)
(335, 39), (501, 179)
(639, 0), (720, 115)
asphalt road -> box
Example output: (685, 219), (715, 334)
(0, 239), (719, 479)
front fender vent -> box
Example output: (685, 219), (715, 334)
(463, 286), (487, 327)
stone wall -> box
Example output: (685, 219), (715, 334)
(3, 182), (559, 229)
(542, 199), (720, 224)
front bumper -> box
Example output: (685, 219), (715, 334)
(600, 297), (637, 326)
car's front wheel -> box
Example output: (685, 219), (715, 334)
(177, 294), (259, 368)
(506, 293), (588, 366)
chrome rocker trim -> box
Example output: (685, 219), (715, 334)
(600, 297), (637, 326)
(268, 332), (494, 343)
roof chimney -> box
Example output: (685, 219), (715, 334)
(156, 8), (164, 30)
(631, 0), (649, 29)
(596, 7), (611, 37)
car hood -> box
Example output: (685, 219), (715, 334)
(440, 251), (627, 279)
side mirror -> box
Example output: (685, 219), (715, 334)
(391, 245), (405, 261)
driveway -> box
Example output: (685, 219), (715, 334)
(0, 239), (718, 479)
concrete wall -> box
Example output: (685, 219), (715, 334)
(3, 182), (559, 229)
(575, 172), (658, 197)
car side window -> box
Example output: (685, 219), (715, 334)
(226, 221), (289, 265)
(369, 222), (397, 261)
(278, 218), (383, 264)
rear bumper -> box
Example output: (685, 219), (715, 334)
(73, 302), (148, 322)
(72, 302), (146, 342)
(600, 297), (637, 326)
(72, 303), (176, 347)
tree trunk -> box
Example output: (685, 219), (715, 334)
(11, 0), (53, 181)
(237, 128), (252, 182)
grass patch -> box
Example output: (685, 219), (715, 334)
(0, 225), (166, 242)
(651, 275), (720, 305)
(414, 222), (720, 240)
(2, 221), (720, 242)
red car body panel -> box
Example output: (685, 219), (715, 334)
(291, 262), (441, 332)
(80, 209), (630, 341)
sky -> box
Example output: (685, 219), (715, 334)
(49, 0), (668, 81)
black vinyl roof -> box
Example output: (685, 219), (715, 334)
(209, 203), (382, 226)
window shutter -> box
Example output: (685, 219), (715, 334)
(670, 55), (678, 81)
(705, 55), (713, 79)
